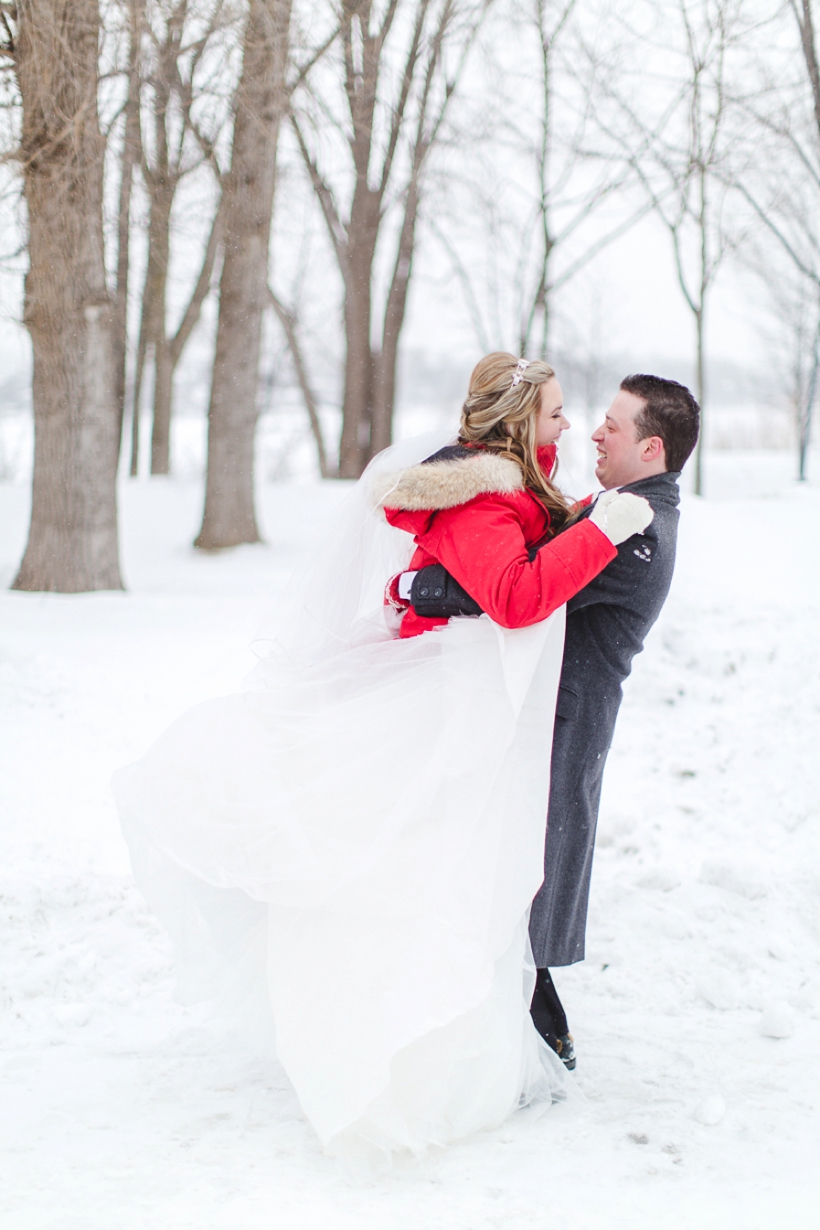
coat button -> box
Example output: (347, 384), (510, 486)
(420, 587), (429, 596)
(434, 587), (443, 597)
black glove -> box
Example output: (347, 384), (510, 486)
(409, 564), (484, 618)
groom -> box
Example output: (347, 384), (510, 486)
(408, 373), (700, 1067)
(527, 373), (699, 1067)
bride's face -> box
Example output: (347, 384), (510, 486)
(536, 378), (570, 447)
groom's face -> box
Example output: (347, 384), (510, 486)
(592, 391), (662, 489)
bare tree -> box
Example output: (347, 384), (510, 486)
(797, 293), (820, 478)
(733, 169), (820, 479)
(291, 0), (484, 479)
(767, 270), (820, 470)
(195, 0), (292, 549)
(605, 0), (745, 494)
(514, 0), (650, 358)
(130, 0), (231, 477)
(7, 1), (122, 592)
(730, 0), (820, 478)
(428, 0), (648, 367)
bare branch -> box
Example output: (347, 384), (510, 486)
(290, 112), (349, 269)
(378, 0), (430, 199)
(735, 97), (820, 194)
(378, 0), (402, 44)
(288, 8), (355, 93)
(267, 285), (332, 478)
(0, 8), (14, 57)
(290, 0), (488, 472)
(427, 216), (492, 352)
(170, 202), (223, 366)
(549, 199), (657, 294)
(732, 177), (820, 288)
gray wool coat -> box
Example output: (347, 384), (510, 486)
(528, 470), (681, 968)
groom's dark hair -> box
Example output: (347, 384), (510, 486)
(620, 374), (700, 472)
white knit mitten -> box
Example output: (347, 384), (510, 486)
(588, 489), (654, 545)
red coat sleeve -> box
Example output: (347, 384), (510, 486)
(412, 496), (617, 629)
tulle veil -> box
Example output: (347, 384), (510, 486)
(251, 428), (455, 664)
(113, 428), (576, 1163)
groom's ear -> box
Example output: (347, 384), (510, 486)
(639, 435), (665, 465)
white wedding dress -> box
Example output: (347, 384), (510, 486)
(113, 431), (572, 1162)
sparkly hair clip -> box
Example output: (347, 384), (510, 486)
(510, 358), (530, 388)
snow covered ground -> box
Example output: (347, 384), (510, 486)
(1, 450), (819, 1229)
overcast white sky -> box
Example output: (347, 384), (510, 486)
(403, 207), (766, 373)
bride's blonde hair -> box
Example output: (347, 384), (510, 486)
(459, 351), (573, 531)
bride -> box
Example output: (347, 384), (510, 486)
(113, 352), (652, 1162)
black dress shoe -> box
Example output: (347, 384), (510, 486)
(530, 1000), (577, 1069)
(530, 968), (577, 1070)
(554, 1032), (576, 1070)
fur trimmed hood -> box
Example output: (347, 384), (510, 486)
(374, 445), (526, 511)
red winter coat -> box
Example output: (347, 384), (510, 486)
(378, 443), (614, 639)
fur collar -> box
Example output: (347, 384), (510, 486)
(374, 446), (524, 511)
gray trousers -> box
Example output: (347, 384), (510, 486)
(528, 692), (615, 967)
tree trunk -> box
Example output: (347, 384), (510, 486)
(800, 299), (820, 480)
(130, 333), (148, 476)
(371, 182), (420, 459)
(196, 0), (292, 550)
(796, 0), (820, 140)
(151, 336), (174, 474)
(292, 0), (473, 478)
(13, 0), (122, 593)
(143, 181), (173, 474)
(133, 187), (222, 477)
(693, 306), (705, 497)
(113, 0), (142, 460)
(129, 183), (171, 477)
(339, 236), (377, 478)
(153, 203), (225, 474)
